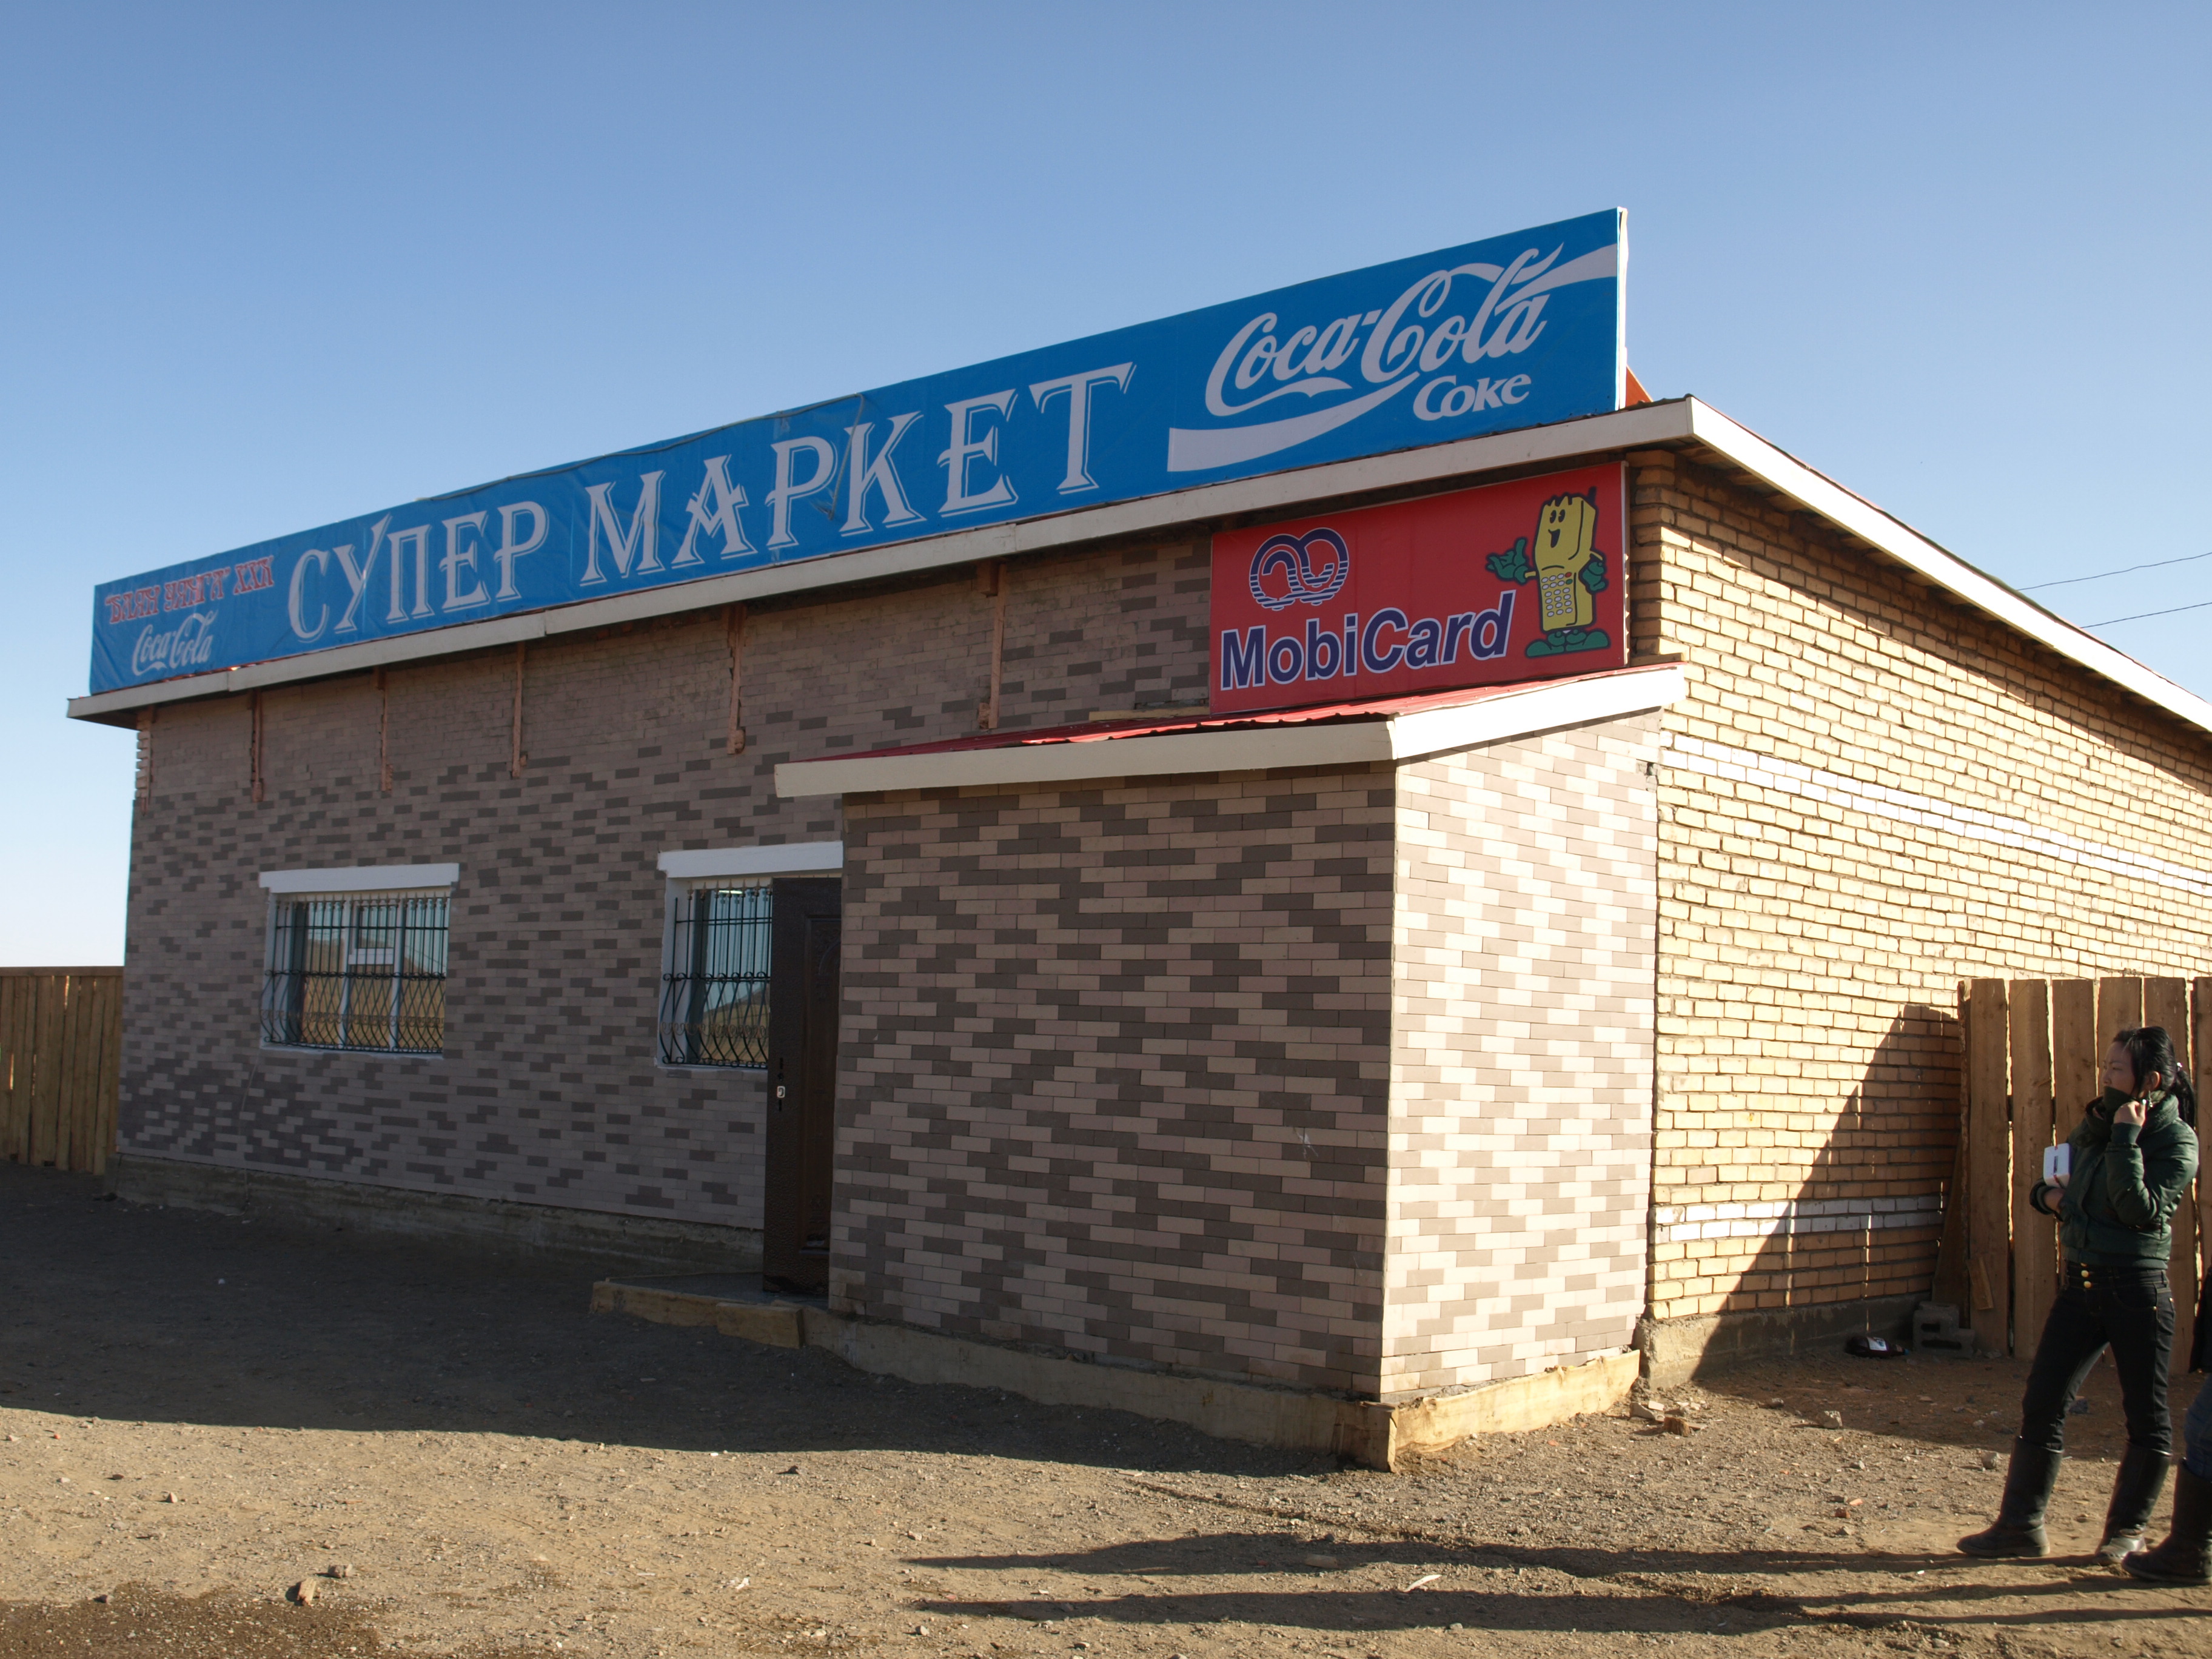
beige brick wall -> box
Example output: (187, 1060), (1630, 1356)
(1384, 716), (1660, 1398)
(1632, 452), (2212, 1322)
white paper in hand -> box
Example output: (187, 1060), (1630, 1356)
(2042, 1144), (2071, 1183)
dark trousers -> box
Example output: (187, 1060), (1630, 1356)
(2017, 1262), (2174, 1455)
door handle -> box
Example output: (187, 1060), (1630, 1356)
(775, 1085), (787, 1100)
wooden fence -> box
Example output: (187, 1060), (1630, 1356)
(1953, 977), (2211, 1366)
(0, 968), (123, 1175)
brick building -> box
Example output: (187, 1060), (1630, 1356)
(70, 383), (2212, 1444)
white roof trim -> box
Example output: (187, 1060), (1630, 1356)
(1675, 402), (2212, 738)
(1384, 665), (1684, 762)
(776, 666), (1684, 797)
(259, 862), (459, 894)
(656, 842), (843, 880)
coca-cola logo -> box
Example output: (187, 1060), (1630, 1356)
(131, 611), (218, 676)
(1168, 240), (1616, 473)
(1248, 528), (1349, 612)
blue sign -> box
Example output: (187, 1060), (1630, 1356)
(90, 210), (1623, 694)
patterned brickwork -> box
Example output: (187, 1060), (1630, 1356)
(119, 540), (1208, 1228)
(834, 767), (1396, 1394)
(1630, 452), (2212, 1321)
(112, 436), (2212, 1373)
(829, 712), (1660, 1399)
(1384, 717), (1660, 1398)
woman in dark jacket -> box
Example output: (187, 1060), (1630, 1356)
(1960, 1025), (2199, 1564)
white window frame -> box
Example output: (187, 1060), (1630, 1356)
(258, 865), (458, 1056)
(654, 843), (842, 882)
(260, 863), (461, 894)
(654, 843), (840, 1071)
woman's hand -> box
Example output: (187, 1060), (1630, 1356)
(2113, 1095), (2149, 1129)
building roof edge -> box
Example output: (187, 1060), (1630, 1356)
(69, 396), (2212, 752)
(775, 665), (1686, 797)
(1678, 400), (2212, 742)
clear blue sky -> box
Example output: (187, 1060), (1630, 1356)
(3, 2), (2207, 964)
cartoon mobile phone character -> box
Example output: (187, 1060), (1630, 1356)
(1483, 490), (1613, 657)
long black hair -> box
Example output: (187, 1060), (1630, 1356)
(2115, 1025), (2199, 1128)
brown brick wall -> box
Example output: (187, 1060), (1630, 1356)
(834, 765), (1396, 1393)
(119, 540), (1208, 1227)
(1632, 452), (2212, 1322)
(829, 709), (1660, 1401)
(113, 438), (2212, 1359)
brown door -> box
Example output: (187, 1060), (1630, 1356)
(763, 877), (841, 1293)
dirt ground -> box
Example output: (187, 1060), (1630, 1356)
(1, 1164), (2206, 1658)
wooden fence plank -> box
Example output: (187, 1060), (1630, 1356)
(2052, 980), (2099, 1130)
(27, 976), (64, 1167)
(13, 976), (32, 1158)
(49, 976), (76, 1171)
(41, 973), (73, 1169)
(0, 978), (25, 1161)
(2009, 980), (2057, 1355)
(1967, 979), (2012, 1356)
(2145, 979), (2190, 1044)
(79, 973), (115, 1174)
(10, 976), (38, 1161)
(2146, 978), (2196, 1372)
(72, 975), (107, 1174)
(1931, 982), (1973, 1313)
(2099, 977), (2145, 1048)
(59, 974), (93, 1173)
(87, 974), (121, 1175)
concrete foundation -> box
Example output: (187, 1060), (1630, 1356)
(591, 1278), (1638, 1471)
(111, 1155), (762, 1278)
(1638, 1294), (1924, 1389)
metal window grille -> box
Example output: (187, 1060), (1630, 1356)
(263, 892), (449, 1054)
(658, 883), (773, 1067)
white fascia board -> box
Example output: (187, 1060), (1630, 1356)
(1383, 665), (1684, 762)
(776, 668), (1684, 798)
(259, 862), (460, 894)
(65, 613), (552, 721)
(657, 841), (844, 880)
(67, 403), (1695, 723)
(778, 724), (1391, 797)
(1679, 402), (2212, 737)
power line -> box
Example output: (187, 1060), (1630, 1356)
(2022, 549), (2212, 591)
(2087, 597), (2212, 629)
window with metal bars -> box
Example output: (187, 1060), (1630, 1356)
(658, 883), (773, 1067)
(262, 891), (449, 1054)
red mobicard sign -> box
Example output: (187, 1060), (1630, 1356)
(1209, 462), (1627, 715)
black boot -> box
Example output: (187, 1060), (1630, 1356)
(2124, 1464), (2212, 1585)
(1959, 1440), (2062, 1558)
(2097, 1444), (2171, 1563)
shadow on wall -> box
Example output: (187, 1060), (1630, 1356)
(1651, 1002), (1959, 1373)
